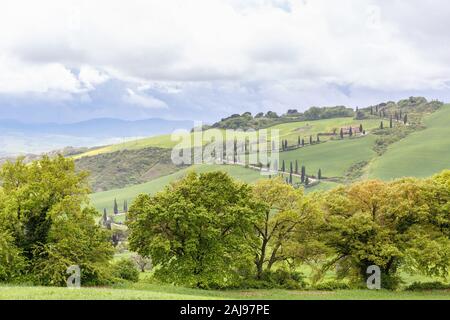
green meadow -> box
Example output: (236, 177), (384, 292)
(368, 104), (450, 180)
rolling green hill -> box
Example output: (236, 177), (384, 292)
(368, 104), (450, 180)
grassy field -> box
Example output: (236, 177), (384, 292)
(272, 117), (381, 145)
(1, 283), (449, 300)
(278, 135), (377, 178)
(90, 164), (266, 212)
(368, 104), (450, 180)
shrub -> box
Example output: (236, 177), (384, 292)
(406, 281), (450, 291)
(112, 259), (140, 282)
(313, 281), (351, 291)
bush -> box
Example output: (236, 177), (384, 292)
(313, 280), (351, 291)
(406, 281), (450, 291)
(112, 259), (140, 282)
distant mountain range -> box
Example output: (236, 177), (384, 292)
(0, 118), (194, 156)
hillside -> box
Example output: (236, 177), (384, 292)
(368, 104), (450, 180)
(76, 147), (186, 192)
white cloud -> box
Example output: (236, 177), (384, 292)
(0, 0), (449, 117)
(124, 89), (168, 109)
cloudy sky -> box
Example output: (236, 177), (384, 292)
(1, 0), (449, 124)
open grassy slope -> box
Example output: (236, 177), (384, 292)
(278, 135), (377, 178)
(368, 104), (450, 180)
(272, 117), (381, 145)
(90, 164), (265, 212)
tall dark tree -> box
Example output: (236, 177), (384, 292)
(124, 200), (128, 213)
(298, 136), (301, 146)
(301, 166), (306, 183)
(404, 114), (408, 124)
(318, 169), (322, 180)
(309, 135), (313, 145)
(380, 121), (384, 129)
(281, 160), (285, 172)
(390, 116), (393, 128)
(114, 198), (119, 215)
(103, 208), (108, 224)
(340, 128), (344, 139)
(317, 134), (320, 143)
(359, 124), (363, 133)
(295, 160), (299, 174)
(302, 138), (305, 147)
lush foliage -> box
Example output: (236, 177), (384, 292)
(127, 171), (259, 288)
(0, 156), (114, 286)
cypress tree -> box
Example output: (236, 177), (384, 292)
(298, 136), (301, 146)
(295, 160), (298, 174)
(282, 160), (285, 172)
(302, 139), (305, 146)
(124, 200), (128, 213)
(404, 114), (408, 124)
(113, 198), (119, 215)
(102, 208), (107, 224)
(380, 121), (384, 129)
(290, 161), (293, 175)
(340, 128), (344, 139)
(390, 116), (393, 128)
(359, 124), (363, 133)
(318, 169), (322, 180)
(289, 171), (293, 184)
(301, 166), (305, 183)
(309, 135), (313, 145)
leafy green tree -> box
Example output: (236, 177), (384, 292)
(251, 178), (319, 278)
(127, 171), (259, 288)
(320, 178), (450, 289)
(0, 156), (113, 285)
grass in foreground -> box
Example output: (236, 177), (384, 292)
(1, 283), (449, 300)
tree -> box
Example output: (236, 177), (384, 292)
(127, 171), (259, 288)
(281, 160), (285, 173)
(340, 128), (344, 139)
(123, 200), (128, 213)
(114, 198), (119, 215)
(349, 127), (353, 137)
(131, 254), (152, 272)
(0, 156), (114, 285)
(380, 121), (384, 129)
(359, 124), (363, 133)
(298, 136), (301, 146)
(302, 139), (305, 147)
(309, 136), (313, 145)
(251, 178), (318, 278)
(318, 169), (322, 180)
(289, 162), (293, 184)
(404, 114), (408, 124)
(317, 134), (320, 143)
(102, 208), (108, 225)
(390, 116), (393, 128)
(301, 166), (306, 183)
(320, 178), (450, 289)
(295, 160), (299, 174)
